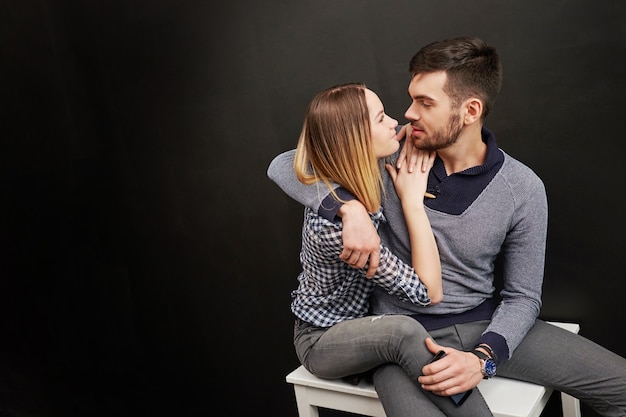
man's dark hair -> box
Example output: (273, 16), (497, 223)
(409, 36), (502, 119)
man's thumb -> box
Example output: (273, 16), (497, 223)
(425, 337), (443, 354)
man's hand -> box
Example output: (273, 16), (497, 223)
(419, 338), (483, 396)
(337, 200), (380, 278)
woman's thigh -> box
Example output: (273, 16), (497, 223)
(295, 314), (431, 379)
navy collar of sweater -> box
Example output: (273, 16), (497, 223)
(425, 127), (504, 215)
(318, 127), (504, 220)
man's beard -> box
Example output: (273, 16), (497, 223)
(412, 112), (463, 152)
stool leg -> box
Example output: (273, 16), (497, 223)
(293, 385), (320, 417)
(561, 392), (581, 417)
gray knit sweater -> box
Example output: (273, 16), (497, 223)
(268, 140), (547, 362)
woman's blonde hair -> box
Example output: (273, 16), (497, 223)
(294, 83), (383, 213)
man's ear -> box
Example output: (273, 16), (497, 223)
(463, 98), (483, 125)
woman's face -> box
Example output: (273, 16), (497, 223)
(365, 88), (399, 158)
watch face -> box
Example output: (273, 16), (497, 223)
(484, 359), (497, 377)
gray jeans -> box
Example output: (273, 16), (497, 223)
(372, 319), (626, 417)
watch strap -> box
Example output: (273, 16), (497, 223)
(471, 349), (489, 361)
(470, 349), (496, 379)
(476, 343), (498, 363)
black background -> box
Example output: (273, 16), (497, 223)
(1, 1), (625, 416)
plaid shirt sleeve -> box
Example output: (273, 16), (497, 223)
(309, 209), (432, 306)
(292, 208), (431, 328)
(371, 245), (431, 306)
(359, 209), (431, 305)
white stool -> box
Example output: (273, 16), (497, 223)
(286, 321), (581, 417)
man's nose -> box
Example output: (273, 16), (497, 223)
(404, 104), (419, 121)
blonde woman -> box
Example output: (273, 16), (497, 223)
(287, 83), (442, 390)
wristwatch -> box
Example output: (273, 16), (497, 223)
(471, 349), (497, 379)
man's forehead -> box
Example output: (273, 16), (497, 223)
(408, 71), (448, 97)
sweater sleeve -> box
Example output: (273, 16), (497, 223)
(477, 169), (548, 364)
(267, 149), (354, 220)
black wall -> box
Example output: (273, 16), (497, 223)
(1, 1), (624, 416)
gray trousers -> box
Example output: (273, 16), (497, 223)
(294, 316), (626, 417)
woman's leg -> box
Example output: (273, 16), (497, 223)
(294, 315), (431, 383)
(372, 321), (493, 417)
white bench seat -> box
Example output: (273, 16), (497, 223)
(286, 321), (581, 417)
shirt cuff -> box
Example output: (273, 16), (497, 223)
(318, 187), (356, 221)
(477, 331), (509, 366)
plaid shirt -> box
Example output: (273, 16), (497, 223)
(291, 207), (431, 328)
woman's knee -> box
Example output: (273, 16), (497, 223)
(380, 315), (427, 343)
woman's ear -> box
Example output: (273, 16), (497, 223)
(463, 98), (483, 125)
